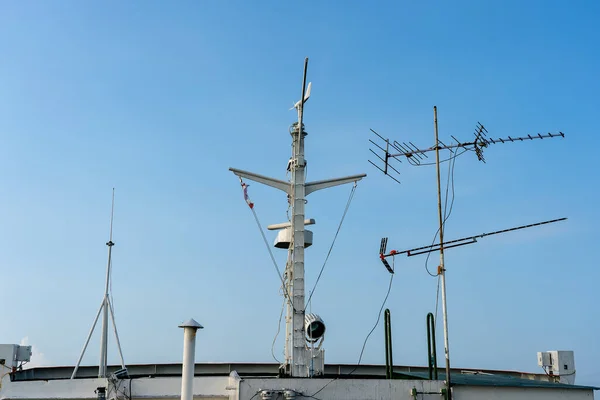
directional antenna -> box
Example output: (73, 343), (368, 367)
(369, 120), (565, 181)
(380, 217), (567, 261)
(368, 129), (402, 184)
(379, 237), (394, 274)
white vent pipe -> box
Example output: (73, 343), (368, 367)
(179, 319), (203, 400)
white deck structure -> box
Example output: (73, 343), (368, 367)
(1, 359), (597, 400)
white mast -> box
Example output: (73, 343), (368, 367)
(230, 57), (365, 377)
(71, 189), (126, 379)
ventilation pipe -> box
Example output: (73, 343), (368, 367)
(426, 312), (438, 380)
(384, 309), (393, 379)
(179, 319), (203, 400)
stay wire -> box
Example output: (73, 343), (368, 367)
(249, 204), (297, 313)
(306, 182), (357, 307)
(271, 295), (286, 363)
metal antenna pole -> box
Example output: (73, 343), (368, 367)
(434, 107), (452, 398)
(71, 189), (126, 379)
(99, 189), (115, 378)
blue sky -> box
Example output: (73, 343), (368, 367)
(1, 0), (599, 386)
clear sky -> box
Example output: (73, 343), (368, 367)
(1, 0), (599, 387)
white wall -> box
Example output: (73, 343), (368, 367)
(454, 386), (595, 400)
(239, 378), (445, 400)
(0, 376), (232, 400)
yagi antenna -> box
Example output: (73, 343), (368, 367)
(379, 217), (567, 269)
(368, 129), (402, 184)
(379, 237), (393, 274)
(369, 122), (565, 182)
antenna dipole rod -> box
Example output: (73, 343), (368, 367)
(99, 188), (116, 378)
(298, 57), (308, 129)
(434, 107), (452, 398)
(105, 188), (115, 296)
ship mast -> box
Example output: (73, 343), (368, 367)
(230, 57), (365, 377)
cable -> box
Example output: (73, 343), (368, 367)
(271, 296), (286, 363)
(305, 182), (357, 306)
(308, 267), (395, 399)
(433, 149), (456, 326)
(424, 147), (458, 277)
(434, 275), (440, 330)
(349, 271), (394, 374)
(0, 369), (13, 390)
(415, 148), (469, 166)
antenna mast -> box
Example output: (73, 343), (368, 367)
(369, 107), (565, 398)
(71, 189), (126, 379)
(432, 106), (452, 393)
(230, 58), (365, 377)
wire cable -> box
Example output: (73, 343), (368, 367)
(309, 268), (394, 399)
(305, 182), (358, 306)
(349, 271), (394, 374)
(433, 149), (456, 326)
(271, 295), (286, 363)
(414, 148), (469, 166)
(434, 275), (440, 329)
(424, 147), (458, 276)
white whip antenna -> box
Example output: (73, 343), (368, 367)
(71, 188), (127, 379)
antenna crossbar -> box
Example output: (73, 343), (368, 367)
(388, 132), (565, 160)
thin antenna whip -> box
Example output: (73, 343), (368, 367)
(71, 188), (126, 379)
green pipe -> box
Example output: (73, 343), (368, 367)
(384, 309), (393, 379)
(426, 312), (438, 380)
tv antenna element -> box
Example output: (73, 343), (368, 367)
(379, 217), (567, 273)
